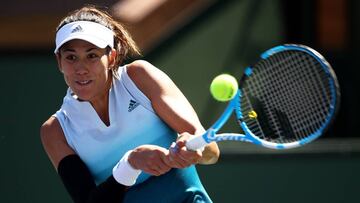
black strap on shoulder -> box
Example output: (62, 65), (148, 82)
(57, 154), (127, 203)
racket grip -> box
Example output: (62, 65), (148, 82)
(186, 135), (209, 151)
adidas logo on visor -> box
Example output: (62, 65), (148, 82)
(71, 25), (83, 33)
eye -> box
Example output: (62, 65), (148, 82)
(65, 54), (77, 61)
(88, 53), (99, 59)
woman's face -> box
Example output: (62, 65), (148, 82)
(57, 39), (113, 102)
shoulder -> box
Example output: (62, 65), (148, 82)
(40, 116), (68, 152)
(126, 60), (172, 99)
(126, 60), (160, 79)
(40, 116), (75, 168)
(40, 116), (63, 141)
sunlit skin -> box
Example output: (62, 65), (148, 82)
(41, 9), (220, 202)
(44, 39), (219, 174)
(56, 39), (116, 125)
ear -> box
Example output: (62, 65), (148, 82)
(108, 49), (117, 68)
(55, 53), (64, 73)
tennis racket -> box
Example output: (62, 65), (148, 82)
(187, 44), (340, 150)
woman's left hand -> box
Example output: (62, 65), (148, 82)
(166, 132), (203, 168)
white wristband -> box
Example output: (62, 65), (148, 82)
(112, 150), (142, 186)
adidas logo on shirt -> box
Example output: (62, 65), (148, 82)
(71, 25), (83, 33)
(128, 99), (139, 112)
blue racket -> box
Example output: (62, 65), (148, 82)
(187, 44), (340, 150)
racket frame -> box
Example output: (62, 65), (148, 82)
(186, 44), (340, 151)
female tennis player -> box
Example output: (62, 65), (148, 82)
(40, 5), (219, 203)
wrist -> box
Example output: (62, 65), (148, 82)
(112, 150), (142, 186)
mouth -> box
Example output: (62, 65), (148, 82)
(76, 80), (92, 86)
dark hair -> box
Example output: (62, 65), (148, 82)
(56, 5), (141, 74)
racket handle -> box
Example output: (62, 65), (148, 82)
(186, 135), (209, 151)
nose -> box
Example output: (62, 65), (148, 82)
(74, 61), (89, 75)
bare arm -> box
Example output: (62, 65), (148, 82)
(126, 60), (219, 164)
(40, 116), (76, 169)
(40, 117), (126, 203)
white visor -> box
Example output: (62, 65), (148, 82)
(54, 21), (114, 53)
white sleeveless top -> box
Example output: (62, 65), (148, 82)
(54, 66), (177, 185)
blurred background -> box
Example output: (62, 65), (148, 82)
(0, 0), (359, 202)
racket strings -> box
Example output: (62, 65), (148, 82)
(277, 53), (325, 136)
(240, 50), (335, 143)
(261, 53), (308, 141)
(275, 52), (331, 139)
(240, 91), (266, 136)
(295, 53), (334, 130)
(248, 52), (307, 141)
(275, 52), (331, 140)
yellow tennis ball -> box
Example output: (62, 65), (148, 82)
(210, 74), (238, 102)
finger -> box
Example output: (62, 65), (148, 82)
(169, 142), (202, 167)
(152, 153), (172, 174)
(143, 162), (171, 176)
(165, 146), (185, 168)
(170, 144), (195, 168)
(177, 148), (202, 165)
(155, 161), (171, 174)
(168, 150), (188, 168)
(170, 149), (195, 167)
(175, 139), (186, 148)
(143, 168), (162, 176)
(177, 132), (192, 142)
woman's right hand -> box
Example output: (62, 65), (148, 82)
(128, 145), (172, 176)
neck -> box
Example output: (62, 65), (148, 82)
(90, 77), (112, 126)
(91, 91), (110, 126)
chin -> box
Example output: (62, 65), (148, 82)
(71, 90), (92, 101)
